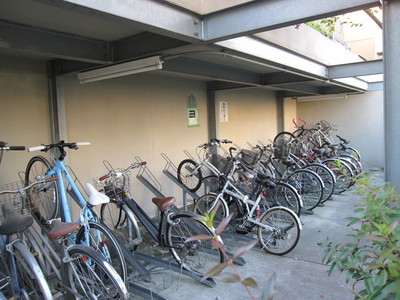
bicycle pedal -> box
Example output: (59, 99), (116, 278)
(132, 238), (143, 246)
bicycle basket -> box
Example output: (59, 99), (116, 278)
(273, 133), (293, 159)
(0, 181), (24, 222)
(239, 149), (259, 167)
(212, 154), (233, 174)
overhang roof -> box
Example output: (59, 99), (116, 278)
(0, 0), (383, 97)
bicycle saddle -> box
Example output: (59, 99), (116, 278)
(152, 197), (175, 211)
(47, 220), (80, 240)
(0, 203), (33, 235)
(85, 183), (110, 206)
(255, 173), (276, 188)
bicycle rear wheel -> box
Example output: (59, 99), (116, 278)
(25, 156), (59, 223)
(166, 212), (224, 276)
(9, 240), (53, 300)
(266, 181), (302, 216)
(303, 163), (336, 203)
(75, 221), (127, 283)
(177, 159), (203, 192)
(63, 244), (128, 300)
(257, 207), (301, 255)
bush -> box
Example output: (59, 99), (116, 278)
(319, 173), (400, 300)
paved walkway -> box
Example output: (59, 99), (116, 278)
(130, 170), (383, 300)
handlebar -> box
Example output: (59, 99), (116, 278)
(292, 118), (307, 128)
(98, 161), (147, 181)
(28, 140), (91, 152)
(199, 138), (232, 148)
(0, 141), (26, 151)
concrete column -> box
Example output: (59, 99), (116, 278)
(383, 0), (400, 189)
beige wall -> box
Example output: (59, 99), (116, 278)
(296, 91), (384, 168)
(216, 88), (277, 149)
(62, 72), (209, 216)
(0, 55), (385, 218)
(0, 56), (52, 186)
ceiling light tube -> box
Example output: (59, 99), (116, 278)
(296, 94), (348, 102)
(78, 56), (163, 84)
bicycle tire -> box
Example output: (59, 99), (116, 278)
(10, 240), (53, 300)
(177, 159), (203, 192)
(100, 201), (141, 252)
(257, 206), (301, 255)
(303, 163), (336, 203)
(286, 169), (324, 210)
(193, 193), (229, 228)
(75, 221), (127, 284)
(322, 158), (353, 194)
(63, 244), (128, 300)
(25, 156), (59, 223)
(262, 181), (302, 216)
(166, 211), (224, 276)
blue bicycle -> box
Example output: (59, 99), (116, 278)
(24, 140), (127, 283)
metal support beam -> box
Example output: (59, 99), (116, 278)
(0, 21), (108, 63)
(328, 60), (383, 79)
(206, 89), (219, 141)
(203, 0), (381, 42)
(383, 0), (400, 189)
(60, 0), (202, 42)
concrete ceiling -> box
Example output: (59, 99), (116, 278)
(0, 0), (383, 97)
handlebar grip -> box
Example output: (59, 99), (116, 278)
(6, 146), (26, 151)
(44, 177), (59, 183)
(76, 142), (91, 146)
(99, 174), (110, 181)
(140, 161), (147, 166)
(28, 145), (45, 152)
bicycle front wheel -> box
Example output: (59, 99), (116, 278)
(166, 212), (224, 276)
(286, 169), (324, 210)
(75, 221), (127, 283)
(304, 163), (336, 203)
(257, 207), (301, 255)
(63, 244), (128, 300)
(10, 240), (53, 300)
(25, 155), (59, 223)
(100, 201), (141, 251)
(177, 159), (203, 192)
(193, 193), (228, 228)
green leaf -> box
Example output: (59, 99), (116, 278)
(201, 262), (229, 281)
(185, 234), (212, 243)
(232, 239), (259, 260)
(215, 213), (233, 236)
(261, 272), (276, 300)
(241, 277), (258, 288)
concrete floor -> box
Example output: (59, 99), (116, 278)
(128, 170), (384, 300)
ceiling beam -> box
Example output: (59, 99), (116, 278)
(0, 20), (108, 63)
(203, 0), (381, 42)
(60, 0), (202, 42)
(328, 59), (383, 79)
(163, 57), (262, 86)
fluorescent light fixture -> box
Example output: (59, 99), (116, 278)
(296, 94), (348, 102)
(78, 56), (163, 84)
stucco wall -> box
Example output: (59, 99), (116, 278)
(296, 91), (384, 168)
(0, 56), (51, 186)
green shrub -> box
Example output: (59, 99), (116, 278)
(319, 173), (400, 300)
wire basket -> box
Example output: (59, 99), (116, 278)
(0, 181), (24, 223)
(240, 149), (259, 167)
(96, 172), (130, 201)
(211, 154), (233, 174)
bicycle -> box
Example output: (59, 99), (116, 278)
(193, 161), (302, 255)
(26, 217), (129, 300)
(97, 160), (224, 276)
(24, 140), (127, 282)
(177, 138), (233, 192)
(0, 200), (52, 299)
